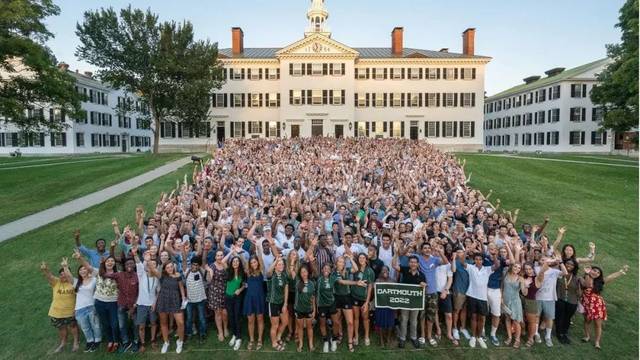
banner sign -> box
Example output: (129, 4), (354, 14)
(374, 282), (425, 310)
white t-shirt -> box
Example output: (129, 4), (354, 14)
(435, 264), (453, 293)
(466, 265), (493, 301)
(74, 270), (98, 310)
(378, 245), (395, 279)
(336, 243), (367, 268)
(261, 252), (275, 280)
(535, 267), (562, 301)
(136, 262), (159, 306)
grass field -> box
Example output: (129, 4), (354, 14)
(0, 153), (185, 225)
(0, 153), (636, 360)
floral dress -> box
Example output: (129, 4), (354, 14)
(207, 264), (227, 310)
(581, 287), (607, 321)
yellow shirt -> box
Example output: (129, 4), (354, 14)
(48, 278), (76, 318)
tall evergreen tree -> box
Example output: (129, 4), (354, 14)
(591, 0), (639, 134)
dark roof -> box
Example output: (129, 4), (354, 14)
(487, 58), (610, 101)
(218, 47), (490, 59)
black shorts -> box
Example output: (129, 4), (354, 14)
(318, 305), (337, 318)
(295, 311), (313, 319)
(352, 298), (366, 307)
(438, 292), (453, 314)
(287, 292), (295, 306)
(467, 297), (488, 316)
(268, 302), (284, 317)
(335, 294), (353, 310)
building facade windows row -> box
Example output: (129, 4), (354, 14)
(485, 130), (607, 147)
(225, 68), (281, 80)
(354, 67), (476, 80)
(355, 92), (476, 108)
(485, 106), (603, 130)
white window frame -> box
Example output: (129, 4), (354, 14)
(462, 93), (472, 107)
(312, 63), (323, 76)
(267, 68), (278, 80)
(357, 122), (366, 137)
(312, 90), (322, 105)
(444, 93), (454, 107)
(215, 94), (225, 107)
(357, 94), (366, 107)
(427, 93), (437, 107)
(572, 84), (582, 97)
(332, 64), (343, 76)
(551, 109), (560, 122)
(569, 131), (582, 145)
(332, 89), (341, 105)
(374, 93), (384, 107)
(462, 68), (473, 80)
(391, 122), (401, 138)
(356, 68), (367, 79)
(268, 121), (278, 137)
(443, 121), (454, 137)
(249, 69), (260, 81)
(391, 68), (402, 80)
(233, 94), (242, 107)
(292, 64), (302, 76)
(251, 93), (260, 107)
(461, 121), (473, 137)
(233, 122), (243, 138)
(445, 68), (455, 80)
(76, 132), (85, 147)
(292, 90), (302, 105)
(409, 68), (420, 80)
(232, 68), (243, 80)
(427, 68), (438, 80)
(374, 68), (385, 80)
(426, 122), (438, 137)
(570, 107), (583, 122)
(248, 121), (261, 134)
(392, 93), (401, 107)
(410, 93), (419, 107)
(268, 93), (278, 107)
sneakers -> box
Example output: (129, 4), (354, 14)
(453, 329), (460, 341)
(121, 342), (133, 352)
(84, 342), (93, 353)
(161, 342), (170, 354)
(323, 341), (329, 353)
(364, 338), (370, 346)
(176, 340), (184, 354)
(545, 337), (553, 347)
(330, 339), (337, 352)
(477, 337), (488, 349)
(469, 337), (476, 348)
(490, 335), (500, 347)
(228, 335), (237, 347)
(460, 328), (471, 340)
(411, 339), (420, 349)
(418, 337), (426, 345)
(429, 338), (438, 347)
(233, 339), (242, 351)
(534, 333), (542, 343)
(398, 340), (405, 349)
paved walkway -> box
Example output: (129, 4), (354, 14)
(0, 156), (193, 243)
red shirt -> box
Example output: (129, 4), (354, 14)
(109, 272), (139, 308)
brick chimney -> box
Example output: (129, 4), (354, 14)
(462, 28), (475, 56)
(391, 27), (404, 56)
(232, 27), (244, 55)
(57, 62), (69, 71)
(84, 71), (93, 78)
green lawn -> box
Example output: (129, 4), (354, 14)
(0, 153), (185, 224)
(0, 153), (637, 360)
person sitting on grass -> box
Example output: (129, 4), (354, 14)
(40, 257), (79, 353)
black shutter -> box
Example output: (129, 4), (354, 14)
(247, 68), (252, 79)
(472, 93), (476, 107)
(366, 93), (370, 107)
(459, 122), (464, 137)
(442, 68), (447, 80)
(289, 63), (293, 75)
(401, 121), (405, 138)
(581, 108), (586, 122)
(454, 93), (458, 107)
(419, 93), (423, 107)
(366, 68), (370, 79)
(581, 131), (585, 145)
(277, 93), (281, 107)
(341, 90), (345, 105)
(341, 63), (345, 75)
(371, 93), (375, 107)
(241, 122), (246, 137)
(401, 68), (405, 79)
(259, 68), (263, 79)
(592, 107), (596, 121)
(425, 93), (430, 107)
(289, 90), (293, 105)
(436, 93), (440, 107)
(365, 122), (370, 137)
(241, 68), (245, 79)
(453, 122), (458, 137)
(211, 95), (217, 108)
(437, 68), (441, 79)
(329, 63), (334, 75)
(354, 122), (358, 136)
(160, 122), (165, 137)
(383, 93), (388, 107)
(371, 122), (376, 132)
(436, 122), (440, 137)
(50, 133), (54, 146)
(471, 122), (475, 137)
(259, 93), (263, 107)
(401, 93), (405, 107)
(302, 63), (306, 74)
(582, 84), (587, 98)
(460, 68), (465, 80)
(247, 93), (252, 108)
(307, 63), (312, 75)
(61, 133), (66, 146)
(307, 89), (312, 105)
(277, 68), (280, 79)
(388, 122), (393, 136)
(603, 131), (607, 144)
(354, 92), (358, 107)
(263, 122), (267, 137)
(372, 68), (376, 79)
(383, 122), (388, 132)
(571, 85), (576, 97)
(323, 63), (328, 75)
(419, 68), (423, 79)
(383, 68), (388, 79)
(277, 122), (281, 137)
(171, 122), (176, 138)
(591, 131), (596, 144)
(323, 90), (328, 105)
(472, 68), (476, 79)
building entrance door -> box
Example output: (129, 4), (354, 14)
(311, 119), (323, 137)
(410, 125), (418, 140)
(291, 124), (300, 138)
(335, 124), (344, 138)
(217, 125), (225, 142)
(121, 138), (127, 152)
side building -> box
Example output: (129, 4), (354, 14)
(483, 58), (623, 153)
(158, 0), (491, 152)
(0, 64), (153, 155)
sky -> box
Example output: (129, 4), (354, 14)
(45, 0), (625, 95)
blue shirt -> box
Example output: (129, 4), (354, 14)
(79, 245), (109, 268)
(452, 258), (470, 294)
(487, 256), (507, 289)
(419, 255), (442, 294)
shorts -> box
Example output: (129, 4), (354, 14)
(421, 293), (438, 322)
(268, 302), (284, 317)
(467, 297), (488, 316)
(438, 292), (453, 314)
(318, 305), (337, 318)
(523, 298), (539, 315)
(50, 316), (75, 328)
(352, 298), (366, 307)
(487, 288), (502, 317)
(453, 292), (467, 310)
(295, 311), (313, 319)
(537, 300), (555, 320)
(335, 294), (353, 310)
(135, 305), (158, 325)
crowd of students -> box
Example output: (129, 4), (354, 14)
(40, 138), (629, 354)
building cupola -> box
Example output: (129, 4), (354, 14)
(305, 0), (331, 37)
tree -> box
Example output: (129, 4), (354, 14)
(591, 0), (639, 133)
(0, 0), (83, 133)
(75, 6), (224, 153)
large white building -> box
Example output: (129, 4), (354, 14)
(0, 65), (153, 155)
(159, 0), (491, 152)
(483, 58), (625, 153)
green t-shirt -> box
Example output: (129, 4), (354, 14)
(225, 275), (243, 297)
(268, 271), (288, 304)
(351, 267), (374, 301)
(333, 270), (352, 296)
(317, 273), (338, 307)
(294, 280), (316, 313)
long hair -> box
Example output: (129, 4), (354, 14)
(99, 256), (118, 278)
(247, 255), (262, 277)
(75, 266), (86, 293)
(297, 264), (310, 292)
(590, 266), (605, 294)
(561, 244), (577, 262)
(226, 256), (246, 281)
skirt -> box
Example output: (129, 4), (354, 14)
(243, 294), (266, 315)
(582, 288), (607, 321)
(374, 307), (395, 329)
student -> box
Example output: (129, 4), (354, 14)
(71, 249), (101, 353)
(435, 250), (455, 346)
(294, 264), (316, 352)
(206, 250), (229, 342)
(351, 253), (375, 347)
(555, 259), (581, 344)
(74, 229), (109, 268)
(522, 262), (543, 347)
(266, 256), (289, 351)
(333, 254), (362, 352)
(181, 251), (209, 344)
(502, 262), (525, 348)
(93, 255), (120, 352)
(316, 263), (340, 353)
(451, 247), (470, 342)
(535, 255), (568, 347)
(103, 257), (139, 352)
(374, 266), (396, 348)
(243, 254), (266, 351)
(157, 262), (186, 354)
(417, 242), (448, 347)
(41, 258), (79, 353)
(284, 247), (300, 343)
(225, 255), (247, 351)
(580, 264), (629, 350)
(463, 252), (499, 349)
(392, 254), (426, 349)
(132, 249), (160, 353)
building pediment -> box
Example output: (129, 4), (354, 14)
(276, 33), (359, 58)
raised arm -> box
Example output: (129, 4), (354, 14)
(576, 242), (596, 264)
(551, 227), (566, 251)
(604, 265), (629, 284)
(74, 229), (82, 248)
(40, 261), (56, 286)
(72, 248), (94, 273)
